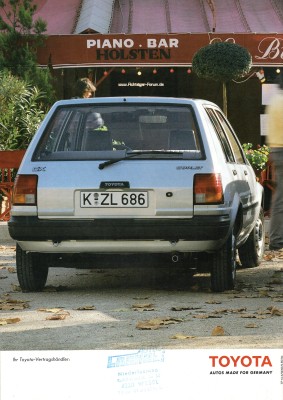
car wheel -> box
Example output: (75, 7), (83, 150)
(16, 244), (49, 292)
(238, 208), (265, 268)
(211, 233), (236, 292)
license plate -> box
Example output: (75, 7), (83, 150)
(80, 191), (148, 208)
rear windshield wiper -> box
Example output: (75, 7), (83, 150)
(98, 150), (181, 169)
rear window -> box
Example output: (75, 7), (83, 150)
(33, 103), (203, 161)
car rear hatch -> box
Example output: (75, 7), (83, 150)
(18, 100), (223, 220)
(34, 157), (199, 219)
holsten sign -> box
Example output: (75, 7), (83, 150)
(37, 33), (283, 68)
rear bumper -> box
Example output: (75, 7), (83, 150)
(8, 215), (230, 242)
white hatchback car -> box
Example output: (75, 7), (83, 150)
(8, 97), (265, 292)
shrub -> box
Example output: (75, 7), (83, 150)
(0, 70), (46, 149)
(0, 0), (56, 106)
(242, 143), (270, 171)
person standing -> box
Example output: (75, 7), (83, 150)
(266, 74), (283, 250)
(75, 77), (96, 98)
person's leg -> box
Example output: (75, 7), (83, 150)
(269, 160), (283, 250)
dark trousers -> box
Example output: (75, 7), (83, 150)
(269, 149), (283, 249)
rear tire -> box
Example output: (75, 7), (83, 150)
(211, 233), (236, 292)
(16, 244), (49, 292)
(238, 208), (265, 268)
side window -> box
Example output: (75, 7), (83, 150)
(214, 110), (246, 164)
(57, 110), (83, 151)
(35, 109), (71, 156)
(205, 108), (234, 162)
(64, 111), (84, 150)
(33, 109), (84, 158)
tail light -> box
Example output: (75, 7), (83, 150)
(194, 173), (223, 204)
(12, 175), (38, 206)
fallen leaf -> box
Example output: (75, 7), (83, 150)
(211, 326), (225, 336)
(272, 298), (283, 302)
(7, 267), (16, 273)
(11, 284), (21, 292)
(7, 299), (27, 304)
(164, 317), (184, 324)
(46, 314), (68, 321)
(170, 334), (196, 340)
(171, 306), (202, 311)
(0, 304), (25, 310)
(230, 307), (247, 313)
(42, 286), (57, 292)
(256, 309), (271, 315)
(213, 308), (229, 314)
(0, 317), (21, 325)
(132, 303), (155, 311)
(240, 314), (257, 318)
(258, 290), (270, 297)
(271, 307), (283, 316)
(74, 306), (96, 310)
(205, 300), (222, 304)
(264, 253), (274, 261)
(193, 314), (222, 319)
(136, 319), (163, 330)
(245, 323), (259, 328)
(37, 308), (64, 313)
(0, 299), (29, 310)
(136, 317), (183, 330)
(233, 294), (258, 299)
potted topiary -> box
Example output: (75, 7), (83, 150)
(192, 41), (252, 116)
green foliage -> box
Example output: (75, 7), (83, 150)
(0, 0), (46, 33)
(242, 143), (270, 171)
(0, 70), (46, 149)
(0, 0), (56, 105)
(192, 42), (252, 82)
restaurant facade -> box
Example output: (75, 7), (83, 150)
(36, 32), (283, 145)
(1, 0), (282, 145)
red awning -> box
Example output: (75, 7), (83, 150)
(110, 0), (283, 34)
(0, 0), (82, 34)
(34, 0), (82, 34)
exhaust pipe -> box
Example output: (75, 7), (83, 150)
(172, 253), (179, 263)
